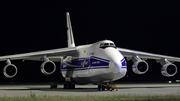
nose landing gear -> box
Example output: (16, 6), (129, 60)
(98, 83), (118, 91)
(98, 84), (106, 91)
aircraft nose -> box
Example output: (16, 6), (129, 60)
(109, 61), (122, 74)
(109, 58), (127, 80)
(102, 48), (127, 79)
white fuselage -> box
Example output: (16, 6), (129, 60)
(61, 40), (127, 84)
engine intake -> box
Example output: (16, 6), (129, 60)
(132, 60), (149, 74)
(161, 63), (177, 77)
(40, 56), (56, 75)
(3, 59), (18, 78)
(131, 55), (149, 74)
(160, 58), (177, 77)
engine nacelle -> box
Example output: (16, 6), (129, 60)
(3, 64), (18, 78)
(160, 58), (177, 77)
(40, 60), (56, 75)
(132, 60), (149, 74)
(161, 63), (177, 77)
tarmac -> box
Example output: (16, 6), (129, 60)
(0, 83), (180, 97)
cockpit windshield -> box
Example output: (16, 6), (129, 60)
(99, 43), (116, 49)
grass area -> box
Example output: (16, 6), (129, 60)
(0, 92), (180, 101)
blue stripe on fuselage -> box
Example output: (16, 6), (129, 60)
(61, 57), (127, 71)
(91, 56), (110, 62)
(61, 56), (110, 71)
(61, 66), (109, 71)
(121, 58), (127, 68)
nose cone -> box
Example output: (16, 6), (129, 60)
(109, 60), (127, 80)
(103, 48), (121, 62)
(104, 48), (127, 80)
(109, 61), (122, 74)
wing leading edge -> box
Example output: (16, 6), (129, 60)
(117, 47), (180, 62)
(0, 47), (78, 62)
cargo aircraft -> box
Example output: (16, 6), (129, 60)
(0, 12), (180, 90)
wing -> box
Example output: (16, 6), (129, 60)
(117, 47), (180, 62)
(0, 47), (78, 62)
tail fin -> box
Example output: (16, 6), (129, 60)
(66, 12), (75, 47)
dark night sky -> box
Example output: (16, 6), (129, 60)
(1, 1), (180, 83)
(1, 1), (180, 56)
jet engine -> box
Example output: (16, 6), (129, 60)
(159, 58), (177, 77)
(132, 55), (149, 74)
(3, 59), (18, 78)
(40, 56), (56, 75)
(161, 63), (177, 77)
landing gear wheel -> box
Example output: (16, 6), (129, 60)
(102, 86), (105, 90)
(98, 84), (101, 91)
(50, 82), (57, 89)
(64, 83), (75, 89)
(98, 84), (106, 91)
(107, 87), (110, 91)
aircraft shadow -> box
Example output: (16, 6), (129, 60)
(119, 85), (180, 89)
(0, 88), (104, 92)
(1, 86), (180, 92)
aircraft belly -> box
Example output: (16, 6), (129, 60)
(72, 72), (115, 85)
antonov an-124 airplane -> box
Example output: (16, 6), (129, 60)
(1, 12), (180, 90)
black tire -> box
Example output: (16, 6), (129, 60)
(64, 84), (68, 89)
(64, 83), (75, 89)
(71, 84), (75, 89)
(107, 87), (110, 91)
(50, 82), (57, 89)
(102, 85), (105, 91)
(98, 84), (101, 91)
(55, 85), (57, 88)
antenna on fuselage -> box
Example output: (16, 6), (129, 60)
(66, 12), (75, 47)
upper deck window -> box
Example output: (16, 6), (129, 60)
(99, 43), (116, 49)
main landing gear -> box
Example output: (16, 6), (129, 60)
(50, 78), (58, 89)
(49, 78), (75, 89)
(64, 82), (75, 89)
(50, 81), (58, 89)
(98, 83), (118, 91)
(50, 82), (75, 89)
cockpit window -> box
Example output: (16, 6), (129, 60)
(104, 43), (109, 46)
(99, 43), (116, 49)
(110, 43), (114, 45)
